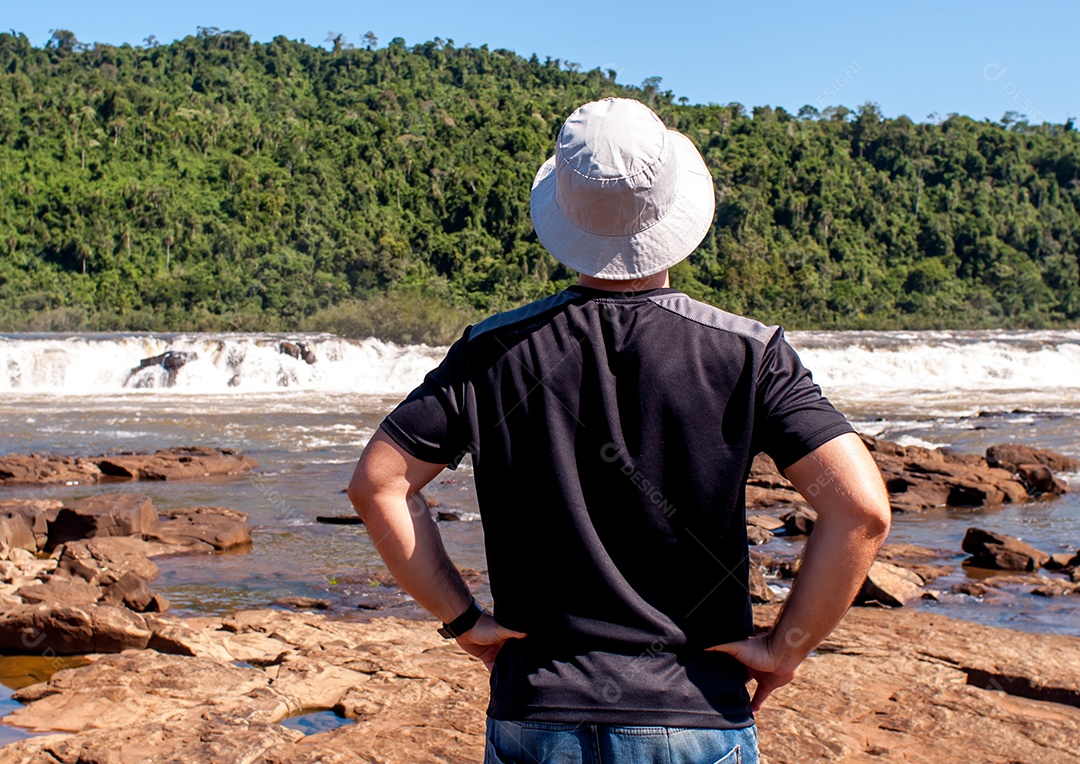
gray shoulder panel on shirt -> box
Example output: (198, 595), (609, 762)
(647, 293), (779, 345)
(469, 290), (580, 341)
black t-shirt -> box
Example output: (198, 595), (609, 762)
(380, 285), (853, 729)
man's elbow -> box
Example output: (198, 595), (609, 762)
(347, 463), (376, 521)
(860, 493), (892, 542)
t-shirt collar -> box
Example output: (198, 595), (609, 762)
(565, 284), (681, 301)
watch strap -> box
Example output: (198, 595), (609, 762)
(437, 598), (484, 639)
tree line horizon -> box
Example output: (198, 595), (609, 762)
(0, 28), (1077, 343)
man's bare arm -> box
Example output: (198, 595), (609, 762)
(347, 429), (525, 669)
(710, 432), (891, 711)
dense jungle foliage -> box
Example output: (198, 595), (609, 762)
(1, 29), (1078, 341)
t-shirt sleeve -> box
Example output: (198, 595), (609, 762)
(379, 330), (472, 468)
(754, 328), (854, 471)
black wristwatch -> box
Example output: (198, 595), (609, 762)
(438, 598), (484, 639)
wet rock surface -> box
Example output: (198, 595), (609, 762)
(151, 506), (253, 550)
(856, 561), (925, 607)
(751, 606), (1080, 764)
(0, 607), (1077, 763)
(2, 434), (1078, 761)
(92, 446), (258, 481)
(0, 447), (257, 486)
(984, 443), (1080, 474)
(0, 494), (250, 655)
(962, 527), (1051, 572)
(745, 437), (1074, 516)
(0, 456), (101, 489)
(45, 494), (159, 550)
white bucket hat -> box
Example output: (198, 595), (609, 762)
(530, 98), (715, 280)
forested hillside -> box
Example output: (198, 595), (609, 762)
(1, 29), (1078, 340)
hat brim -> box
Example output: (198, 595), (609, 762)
(529, 131), (715, 280)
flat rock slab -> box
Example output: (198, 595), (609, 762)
(55, 536), (162, 585)
(962, 526), (1050, 571)
(46, 495), (159, 551)
(0, 455), (100, 488)
(0, 603), (151, 655)
(0, 502), (60, 557)
(0, 447), (257, 487)
(752, 606), (1080, 763)
(748, 438), (1075, 515)
(1, 611), (487, 764)
(150, 506), (252, 551)
(92, 446), (258, 481)
(1, 608), (1078, 763)
(856, 560), (925, 607)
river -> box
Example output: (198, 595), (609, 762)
(2, 330), (1078, 637)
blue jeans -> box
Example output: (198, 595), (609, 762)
(484, 719), (758, 764)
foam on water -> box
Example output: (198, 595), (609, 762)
(789, 330), (1080, 395)
(3, 330), (1080, 403)
(0, 334), (445, 395)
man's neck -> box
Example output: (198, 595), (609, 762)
(577, 271), (670, 292)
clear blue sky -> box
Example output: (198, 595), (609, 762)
(8, 0), (1078, 124)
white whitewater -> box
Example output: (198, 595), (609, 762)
(790, 330), (1080, 392)
(1, 330), (1079, 405)
(0, 334), (446, 395)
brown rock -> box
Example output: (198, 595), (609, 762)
(980, 572), (1048, 588)
(0, 453), (102, 486)
(1017, 463), (1067, 496)
(46, 494), (159, 550)
(55, 537), (161, 585)
(951, 581), (988, 597)
(92, 446), (257, 481)
(1030, 581), (1080, 597)
(0, 499), (60, 551)
(16, 578), (103, 607)
(985, 443), (1080, 474)
(899, 563), (952, 584)
(0, 556), (58, 591)
(746, 514), (786, 532)
(279, 341), (302, 359)
(316, 514), (363, 525)
(0, 603), (151, 654)
(0, 447), (257, 487)
(1044, 551), (1080, 570)
(3, 609), (1080, 764)
(751, 606), (1080, 763)
(863, 435), (1041, 512)
(0, 515), (36, 561)
(877, 543), (952, 562)
(856, 561), (924, 607)
(948, 481), (1005, 507)
(101, 571), (156, 612)
(962, 527), (1050, 571)
(135, 350), (197, 372)
(273, 596), (332, 611)
(781, 506), (818, 536)
(150, 506), (251, 550)
(748, 453), (793, 489)
(745, 485), (804, 507)
(746, 525), (774, 546)
(749, 564), (774, 603)
(750, 548), (801, 579)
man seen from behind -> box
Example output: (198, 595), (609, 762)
(349, 97), (892, 764)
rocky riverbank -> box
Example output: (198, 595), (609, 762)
(0, 606), (1077, 763)
(0, 447), (257, 487)
(1, 438), (1078, 762)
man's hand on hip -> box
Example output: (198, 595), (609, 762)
(456, 613), (527, 671)
(711, 433), (891, 714)
(707, 634), (799, 713)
